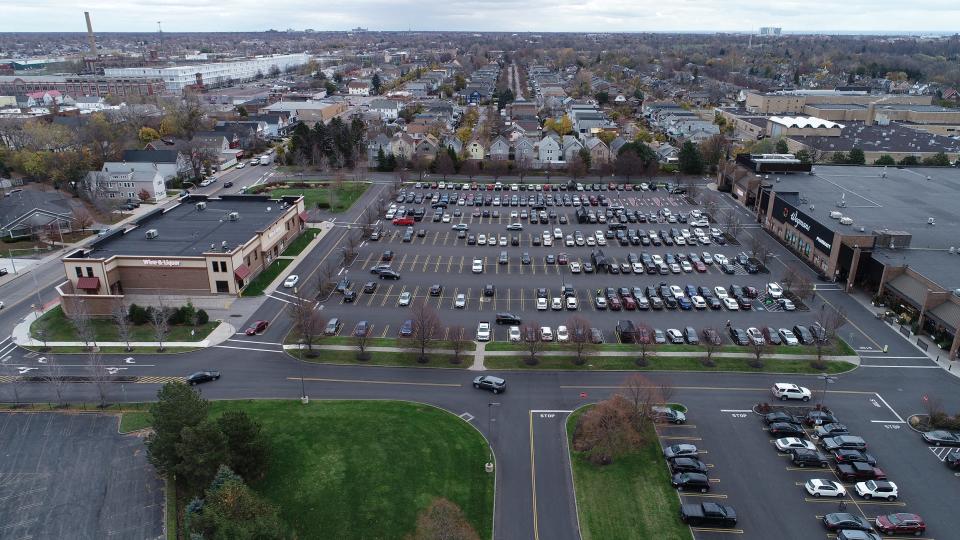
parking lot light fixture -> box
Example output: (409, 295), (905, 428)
(818, 374), (837, 409)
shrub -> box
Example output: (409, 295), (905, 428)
(197, 309), (210, 325)
(129, 304), (150, 325)
(810, 359), (828, 371)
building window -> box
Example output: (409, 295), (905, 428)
(219, 261), (227, 272)
(75, 267), (83, 278)
(211, 262), (219, 273)
(86, 267), (94, 277)
(244, 255), (250, 266)
(215, 280), (229, 293)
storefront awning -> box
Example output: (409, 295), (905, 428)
(234, 265), (251, 281)
(298, 211), (309, 222)
(885, 274), (927, 308)
(928, 301), (960, 331)
(76, 276), (100, 291)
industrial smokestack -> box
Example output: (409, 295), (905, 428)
(84, 12), (98, 56)
(865, 102), (875, 126)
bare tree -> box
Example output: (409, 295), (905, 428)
(620, 373), (675, 427)
(150, 301), (172, 352)
(448, 325), (467, 365)
(636, 323), (657, 366)
(288, 292), (322, 356)
(701, 327), (721, 367)
(33, 316), (51, 352)
(794, 272), (815, 303)
(45, 354), (67, 407)
(567, 316), (593, 366)
(722, 210), (743, 240)
(567, 155), (587, 180)
(515, 155), (532, 184)
(316, 262), (338, 298)
(410, 300), (442, 363)
(412, 155), (431, 181)
(72, 208), (94, 232)
(748, 339), (771, 369)
(112, 300), (134, 352)
(69, 301), (98, 351)
(354, 328), (371, 361)
(520, 322), (542, 366)
(702, 194), (719, 222)
(813, 305), (848, 368)
(748, 234), (771, 269)
(342, 230), (362, 265)
(88, 353), (111, 408)
(781, 264), (800, 294)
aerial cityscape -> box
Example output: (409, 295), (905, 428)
(1, 6), (960, 540)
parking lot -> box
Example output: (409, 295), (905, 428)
(320, 181), (831, 344)
(663, 387), (955, 539)
(0, 413), (163, 539)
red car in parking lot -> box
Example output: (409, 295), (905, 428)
(245, 320), (268, 335)
(392, 217), (414, 226)
(875, 513), (925, 535)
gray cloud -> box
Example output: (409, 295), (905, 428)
(1, 0), (958, 32)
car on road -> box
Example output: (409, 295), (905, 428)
(874, 513), (925, 535)
(855, 480), (898, 501)
(778, 328), (799, 345)
(772, 383), (812, 401)
(652, 406), (686, 424)
(455, 294), (466, 308)
(223, 181), (234, 188)
(791, 448), (830, 468)
(245, 320), (268, 335)
(921, 429), (960, 446)
(664, 444), (698, 459)
(821, 512), (875, 532)
(509, 326), (521, 342)
(672, 472), (710, 492)
(670, 457), (707, 474)
(822, 435), (867, 451)
(399, 320), (413, 337)
(775, 437), (816, 452)
(473, 375), (506, 394)
(186, 370), (220, 385)
(476, 322), (491, 341)
(804, 478), (846, 498)
(769, 422), (805, 437)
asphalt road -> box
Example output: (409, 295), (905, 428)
(3, 179), (960, 540)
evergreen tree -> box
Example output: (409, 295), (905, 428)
(678, 141), (704, 174)
(371, 73), (382, 94)
(218, 411), (270, 482)
(775, 138), (789, 154)
(847, 148), (866, 165)
(145, 383), (209, 476)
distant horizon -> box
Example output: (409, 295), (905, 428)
(0, 30), (957, 36)
(2, 1), (959, 35)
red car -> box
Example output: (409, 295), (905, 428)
(245, 320), (268, 335)
(875, 513), (925, 535)
(694, 261), (707, 273)
(608, 297), (622, 311)
(392, 217), (414, 226)
(557, 252), (569, 265)
(623, 296), (637, 310)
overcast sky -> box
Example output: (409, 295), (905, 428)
(2, 1), (958, 33)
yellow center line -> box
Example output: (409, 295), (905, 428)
(289, 377), (461, 387)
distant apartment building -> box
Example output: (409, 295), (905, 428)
(85, 162), (168, 203)
(104, 54), (311, 93)
(0, 75), (166, 97)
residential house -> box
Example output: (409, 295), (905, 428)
(247, 111), (297, 138)
(466, 138), (485, 161)
(348, 80), (371, 96)
(513, 137), (536, 164)
(489, 136), (510, 161)
(441, 135), (463, 156)
(117, 149), (188, 181)
(0, 189), (76, 240)
(608, 136), (628, 157)
(561, 135), (583, 162)
(390, 133), (415, 161)
(655, 143), (679, 163)
(584, 137), (611, 168)
(367, 133), (392, 165)
(87, 162), (167, 202)
(147, 133), (241, 171)
(537, 133), (561, 165)
(368, 98), (402, 121)
(405, 82), (430, 98)
(414, 135), (440, 160)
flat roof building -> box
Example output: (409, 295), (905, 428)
(104, 54), (311, 93)
(57, 194), (306, 315)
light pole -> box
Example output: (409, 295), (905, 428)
(818, 374), (837, 409)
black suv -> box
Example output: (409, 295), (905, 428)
(429, 284), (443, 296)
(379, 269), (401, 280)
(729, 327), (749, 346)
(791, 448), (829, 468)
(670, 457), (708, 475)
(793, 325), (815, 345)
(495, 313), (522, 325)
(473, 375), (506, 394)
(672, 472), (710, 492)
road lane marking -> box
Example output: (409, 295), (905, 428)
(290, 377), (460, 387)
(214, 345), (283, 353)
(873, 393), (906, 423)
(529, 411), (540, 540)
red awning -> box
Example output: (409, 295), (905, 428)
(298, 211), (309, 222)
(234, 265), (251, 281)
(76, 276), (100, 291)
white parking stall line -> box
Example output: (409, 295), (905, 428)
(929, 447), (954, 461)
(226, 338), (283, 346)
(873, 393), (906, 423)
(859, 365), (939, 369)
(267, 295), (294, 305)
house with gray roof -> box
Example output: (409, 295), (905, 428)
(0, 189), (76, 239)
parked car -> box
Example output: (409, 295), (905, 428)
(473, 375), (506, 394)
(804, 410), (839, 426)
(833, 449), (878, 466)
(874, 513), (926, 535)
(186, 370), (220, 385)
(791, 448), (830, 468)
(476, 321), (491, 341)
(763, 411), (799, 425)
(652, 406), (686, 424)
(670, 457), (708, 474)
(921, 429), (960, 446)
(814, 423), (850, 438)
(769, 422), (805, 437)
(353, 320), (370, 337)
(854, 480), (898, 501)
(775, 437), (816, 453)
(804, 478), (846, 498)
(399, 319), (413, 337)
(679, 502), (737, 527)
(778, 328), (799, 345)
(821, 512), (875, 532)
(836, 462), (887, 481)
(324, 318), (342, 336)
(836, 531), (882, 540)
(245, 320), (268, 335)
(664, 444), (698, 459)
(672, 472), (710, 492)
(822, 435), (867, 452)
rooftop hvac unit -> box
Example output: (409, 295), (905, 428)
(829, 211), (843, 219)
(221, 240), (228, 249)
(928, 217), (936, 225)
(196, 202), (206, 211)
(145, 229), (159, 239)
(951, 247), (956, 254)
(954, 289), (960, 297)
(229, 212), (239, 221)
(839, 216), (853, 225)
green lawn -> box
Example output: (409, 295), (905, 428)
(241, 258), (292, 296)
(485, 355), (855, 373)
(280, 228), (321, 257)
(29, 306), (217, 343)
(567, 408), (691, 540)
(289, 348), (470, 368)
(141, 400), (492, 539)
(269, 182), (369, 213)
(287, 334), (477, 351)
(23, 345), (202, 354)
(119, 411), (153, 433)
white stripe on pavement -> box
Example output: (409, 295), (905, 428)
(214, 345), (284, 353)
(859, 365), (939, 369)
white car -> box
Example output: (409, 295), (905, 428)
(570, 262), (582, 273)
(442, 214), (451, 223)
(556, 325), (570, 342)
(499, 235), (508, 246)
(713, 253), (728, 265)
(702, 252), (714, 264)
(476, 321), (491, 342)
(691, 296), (707, 309)
(509, 326), (521, 342)
(780, 298), (796, 311)
(775, 437), (816, 453)
(669, 263), (681, 274)
(854, 480), (898, 501)
(670, 285), (685, 298)
(632, 263), (644, 274)
(565, 235), (575, 247)
(596, 236), (607, 246)
(586, 236), (596, 246)
(767, 282), (784, 298)
(537, 297), (548, 310)
(472, 259), (484, 274)
(746, 327), (765, 346)
(722, 297), (740, 310)
(804, 479), (846, 498)
(455, 293), (466, 308)
(680, 261), (693, 273)
(566, 296), (578, 310)
(772, 383), (812, 401)
(199, 179), (213, 187)
(540, 326), (553, 341)
(398, 291), (412, 306)
(714, 286), (729, 299)
(554, 228), (563, 239)
(778, 328), (799, 345)
(283, 274), (300, 288)
(477, 234), (487, 245)
(236, 162), (245, 169)
(551, 297), (563, 310)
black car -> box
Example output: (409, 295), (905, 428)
(793, 325), (816, 345)
(186, 370), (220, 385)
(921, 429), (960, 446)
(484, 284), (496, 297)
(379, 269), (401, 280)
(791, 448), (829, 468)
(342, 289), (357, 303)
(223, 181), (234, 188)
(803, 410), (839, 426)
(729, 327), (749, 346)
(473, 375), (506, 394)
(672, 472), (710, 492)
(768, 422), (805, 437)
(720, 263), (736, 274)
(814, 423), (850, 438)
(821, 435), (867, 451)
(495, 313), (522, 325)
(335, 277), (352, 293)
(945, 449), (960, 469)
(763, 411), (799, 425)
(429, 284), (443, 296)
(833, 449), (878, 466)
(822, 512), (874, 532)
(670, 457), (708, 475)
(363, 281), (378, 293)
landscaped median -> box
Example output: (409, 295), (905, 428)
(284, 335), (477, 367)
(251, 180), (369, 213)
(485, 355), (854, 373)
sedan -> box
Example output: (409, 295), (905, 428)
(778, 328), (799, 346)
(398, 291), (412, 306)
(691, 296), (707, 309)
(663, 444), (698, 459)
(245, 320), (268, 335)
(669, 457), (707, 474)
(875, 513), (925, 535)
(804, 478), (846, 498)
(652, 406), (686, 424)
(775, 437), (816, 453)
(921, 429), (960, 446)
(399, 319), (413, 337)
(822, 513), (875, 532)
(508, 326), (521, 342)
(780, 298), (796, 311)
(455, 294), (466, 308)
(283, 274), (300, 288)
(186, 370), (220, 385)
(746, 327), (765, 346)
(722, 297), (740, 311)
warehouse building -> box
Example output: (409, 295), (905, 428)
(104, 53), (311, 93)
(57, 194), (306, 315)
